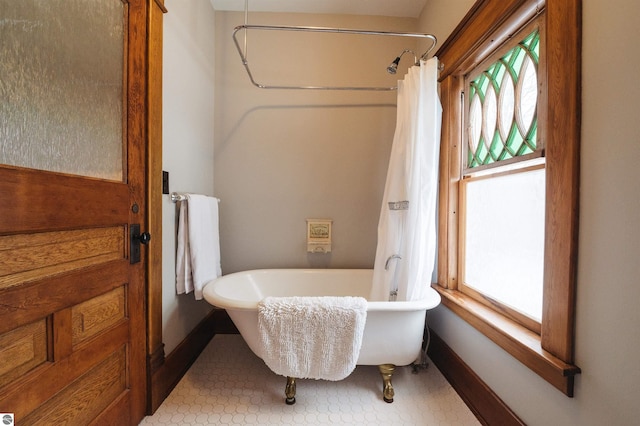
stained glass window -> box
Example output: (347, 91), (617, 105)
(461, 26), (545, 325)
(466, 30), (540, 170)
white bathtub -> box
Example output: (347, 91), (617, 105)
(202, 269), (441, 367)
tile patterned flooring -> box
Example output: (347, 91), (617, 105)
(140, 334), (480, 425)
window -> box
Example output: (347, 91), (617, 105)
(466, 29), (540, 171)
(461, 25), (545, 333)
(435, 0), (581, 396)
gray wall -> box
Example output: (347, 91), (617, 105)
(161, 0), (216, 354)
(419, 0), (640, 424)
(214, 12), (418, 273)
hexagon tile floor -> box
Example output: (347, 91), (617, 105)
(140, 334), (480, 425)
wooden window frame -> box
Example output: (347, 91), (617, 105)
(434, 0), (581, 396)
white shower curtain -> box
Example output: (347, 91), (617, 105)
(371, 57), (442, 302)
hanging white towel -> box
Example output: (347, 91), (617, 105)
(175, 194), (222, 300)
(258, 296), (367, 381)
(176, 200), (193, 295)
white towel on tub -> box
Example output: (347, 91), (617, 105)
(258, 296), (367, 381)
(176, 194), (222, 300)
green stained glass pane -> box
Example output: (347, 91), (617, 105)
(468, 152), (477, 168)
(511, 49), (526, 75)
(506, 125), (524, 154)
(475, 138), (488, 165)
(519, 121), (537, 155)
(489, 132), (504, 162)
(478, 74), (489, 98)
(522, 31), (540, 63)
(487, 63), (499, 81)
(494, 62), (506, 86)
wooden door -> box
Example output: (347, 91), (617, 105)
(0, 1), (149, 424)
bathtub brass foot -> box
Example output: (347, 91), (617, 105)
(378, 364), (396, 403)
(285, 377), (296, 405)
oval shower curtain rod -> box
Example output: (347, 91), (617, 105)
(232, 24), (438, 91)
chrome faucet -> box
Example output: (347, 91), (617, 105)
(385, 254), (402, 270)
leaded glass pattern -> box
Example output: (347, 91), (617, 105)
(466, 30), (540, 170)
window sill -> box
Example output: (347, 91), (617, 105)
(434, 286), (581, 396)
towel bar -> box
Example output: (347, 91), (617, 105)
(171, 192), (188, 203)
(171, 192), (221, 203)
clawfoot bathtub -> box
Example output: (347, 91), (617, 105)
(202, 269), (441, 404)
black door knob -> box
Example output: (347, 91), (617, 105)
(138, 232), (151, 245)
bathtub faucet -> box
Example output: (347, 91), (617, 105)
(385, 254), (402, 270)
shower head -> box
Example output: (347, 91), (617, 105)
(387, 57), (401, 74)
(386, 49), (417, 74)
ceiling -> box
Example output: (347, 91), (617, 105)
(211, 0), (429, 18)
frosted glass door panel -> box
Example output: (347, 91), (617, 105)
(0, 0), (125, 181)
